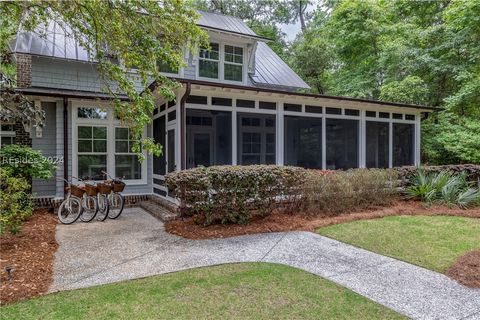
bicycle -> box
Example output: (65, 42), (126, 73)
(73, 176), (99, 222)
(101, 171), (125, 219)
(57, 178), (84, 224)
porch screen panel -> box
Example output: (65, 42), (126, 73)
(153, 116), (166, 175)
(366, 121), (389, 168)
(237, 113), (276, 165)
(284, 116), (322, 169)
(186, 109), (232, 169)
(393, 123), (414, 166)
(77, 126), (107, 180)
(326, 119), (359, 169)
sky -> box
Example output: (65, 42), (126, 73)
(278, 3), (317, 42)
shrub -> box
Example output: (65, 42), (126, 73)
(0, 168), (33, 235)
(0, 144), (55, 180)
(166, 165), (308, 225)
(395, 164), (480, 186)
(405, 169), (480, 208)
(302, 169), (399, 215)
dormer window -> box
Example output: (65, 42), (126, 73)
(199, 43), (219, 79)
(198, 42), (245, 83)
(224, 45), (243, 82)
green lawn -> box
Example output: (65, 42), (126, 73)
(317, 215), (480, 272)
(1, 263), (403, 320)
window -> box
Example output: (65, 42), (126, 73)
(0, 122), (15, 148)
(224, 45), (243, 82)
(326, 119), (359, 169)
(285, 116), (322, 169)
(74, 105), (145, 183)
(305, 105), (323, 114)
(115, 128), (141, 180)
(237, 113), (276, 165)
(366, 121), (389, 168)
(199, 42), (219, 79)
(284, 103), (302, 112)
(259, 101), (276, 110)
(326, 107), (341, 115)
(345, 109), (360, 116)
(212, 97), (232, 106)
(77, 107), (107, 120)
(77, 126), (107, 180)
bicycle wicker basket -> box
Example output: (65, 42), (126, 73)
(113, 180), (126, 192)
(70, 185), (85, 197)
(97, 183), (112, 194)
(85, 184), (98, 196)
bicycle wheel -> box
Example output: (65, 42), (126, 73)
(80, 195), (98, 222)
(108, 193), (124, 219)
(57, 197), (83, 224)
(96, 194), (109, 221)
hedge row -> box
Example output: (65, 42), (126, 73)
(166, 165), (307, 225)
(166, 166), (399, 225)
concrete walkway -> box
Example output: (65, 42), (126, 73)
(51, 208), (480, 320)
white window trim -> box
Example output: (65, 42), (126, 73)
(197, 42), (247, 85)
(72, 102), (147, 185)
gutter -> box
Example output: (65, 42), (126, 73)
(179, 81), (191, 170)
(148, 79), (437, 111)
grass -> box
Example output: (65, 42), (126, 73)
(1, 263), (404, 320)
(317, 215), (480, 272)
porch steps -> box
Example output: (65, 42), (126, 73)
(138, 198), (178, 222)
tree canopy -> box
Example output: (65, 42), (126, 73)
(0, 0), (207, 159)
(287, 0), (480, 164)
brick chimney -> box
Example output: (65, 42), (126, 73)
(15, 53), (32, 88)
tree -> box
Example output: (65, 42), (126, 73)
(0, 0), (207, 159)
(289, 0), (480, 164)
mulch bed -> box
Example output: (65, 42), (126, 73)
(446, 250), (480, 288)
(0, 209), (58, 305)
(166, 201), (480, 288)
(165, 201), (480, 240)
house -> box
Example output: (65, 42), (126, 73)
(2, 11), (434, 206)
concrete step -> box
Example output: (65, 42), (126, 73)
(139, 200), (178, 222)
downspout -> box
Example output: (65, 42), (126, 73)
(179, 81), (191, 170)
(63, 97), (68, 197)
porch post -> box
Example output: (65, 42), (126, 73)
(232, 108), (237, 165)
(415, 114), (421, 166)
(389, 122), (393, 168)
(359, 110), (366, 168)
(276, 102), (284, 166)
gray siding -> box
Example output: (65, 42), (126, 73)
(32, 102), (57, 197)
(183, 64), (196, 80)
(31, 56), (143, 93)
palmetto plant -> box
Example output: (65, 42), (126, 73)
(406, 169), (480, 208)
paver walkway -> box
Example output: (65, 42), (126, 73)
(51, 208), (480, 320)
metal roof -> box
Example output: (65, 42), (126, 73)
(12, 20), (92, 61)
(11, 12), (310, 91)
(251, 42), (310, 90)
(197, 10), (257, 36)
